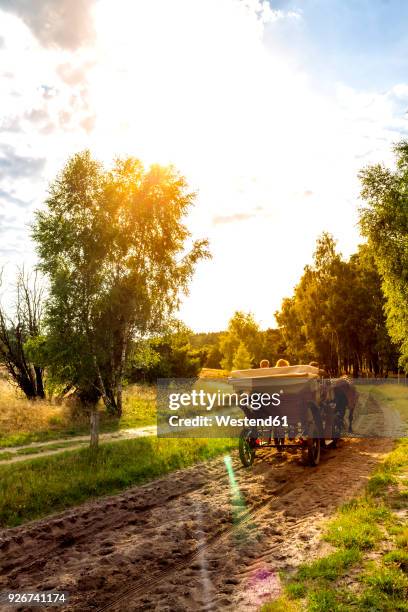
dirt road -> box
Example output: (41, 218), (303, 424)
(0, 426), (157, 465)
(0, 430), (393, 611)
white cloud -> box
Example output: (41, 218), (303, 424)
(239, 1), (302, 24)
(0, 0), (96, 49)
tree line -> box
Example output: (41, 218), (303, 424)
(186, 142), (408, 376)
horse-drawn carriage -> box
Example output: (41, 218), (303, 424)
(229, 364), (351, 467)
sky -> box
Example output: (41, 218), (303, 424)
(1, 0), (408, 331)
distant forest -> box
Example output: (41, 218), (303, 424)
(185, 233), (400, 378)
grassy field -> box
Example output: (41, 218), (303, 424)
(0, 379), (156, 448)
(0, 369), (233, 448)
(262, 437), (408, 611)
(0, 436), (236, 527)
(1, 375), (406, 547)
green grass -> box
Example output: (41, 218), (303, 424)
(0, 430), (80, 448)
(1, 443), (84, 462)
(384, 549), (408, 571)
(16, 440), (87, 454)
(0, 437), (235, 527)
(395, 528), (408, 551)
(357, 587), (408, 611)
(296, 548), (362, 581)
(367, 472), (397, 496)
(356, 564), (408, 611)
(261, 596), (299, 612)
(324, 498), (389, 550)
(306, 588), (344, 612)
(0, 450), (14, 461)
(364, 565), (408, 598)
(262, 438), (408, 612)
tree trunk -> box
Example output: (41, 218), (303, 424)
(34, 366), (45, 399)
(352, 355), (359, 378)
(93, 355), (113, 412)
(17, 374), (38, 400)
(116, 335), (128, 418)
(116, 382), (123, 418)
(90, 407), (99, 449)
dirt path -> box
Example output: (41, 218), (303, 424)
(0, 426), (157, 464)
(0, 433), (394, 611)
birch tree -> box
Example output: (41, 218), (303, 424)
(32, 151), (209, 446)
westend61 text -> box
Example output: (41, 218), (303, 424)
(168, 415), (289, 428)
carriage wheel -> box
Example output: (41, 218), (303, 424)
(332, 411), (343, 447)
(239, 429), (255, 467)
(307, 437), (321, 466)
(305, 402), (322, 466)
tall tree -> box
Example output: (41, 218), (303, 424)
(32, 151), (209, 445)
(359, 140), (408, 371)
(277, 233), (346, 374)
(275, 296), (310, 364)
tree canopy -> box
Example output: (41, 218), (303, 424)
(32, 150), (210, 413)
(275, 233), (397, 376)
(359, 140), (408, 370)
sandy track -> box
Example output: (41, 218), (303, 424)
(0, 397), (397, 612)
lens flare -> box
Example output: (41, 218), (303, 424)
(223, 454), (255, 542)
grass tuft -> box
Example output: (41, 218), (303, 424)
(261, 595), (299, 611)
(363, 566), (408, 598)
(296, 548), (361, 581)
(324, 499), (388, 550)
(285, 581), (306, 599)
(367, 472), (396, 495)
(384, 549), (408, 572)
(307, 588), (341, 612)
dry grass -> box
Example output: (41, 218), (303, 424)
(0, 379), (70, 437)
(0, 378), (156, 447)
(200, 367), (230, 378)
